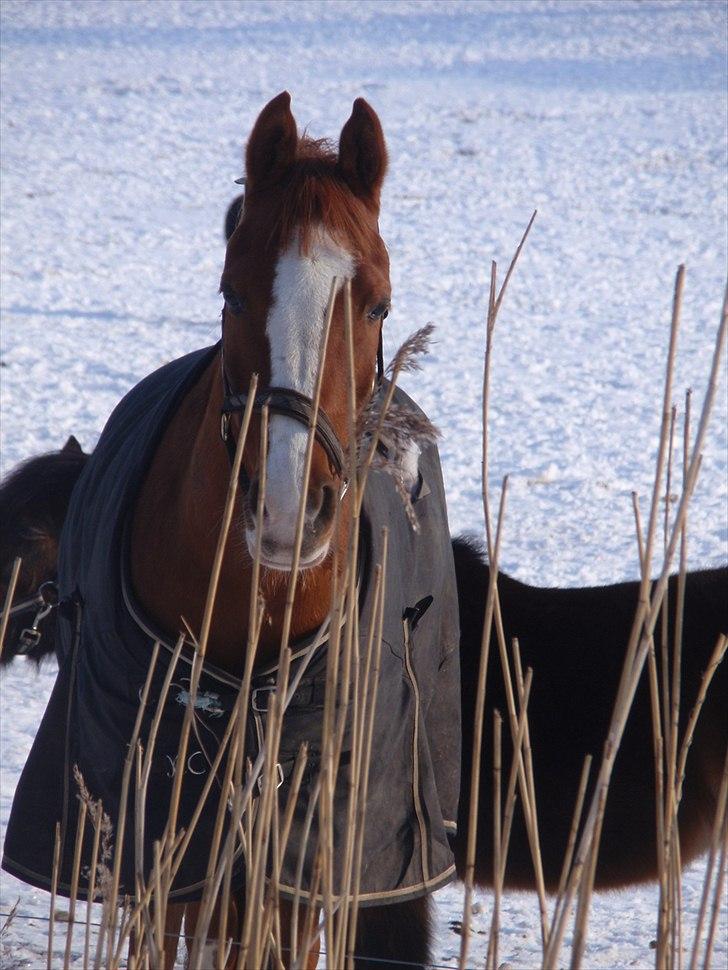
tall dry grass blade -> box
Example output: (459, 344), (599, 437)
(482, 229), (549, 944)
(278, 276), (338, 658)
(569, 781), (609, 970)
(165, 372), (257, 871)
(103, 642), (160, 966)
(346, 551), (386, 969)
(0, 899), (19, 939)
(509, 635), (548, 946)
(544, 275), (727, 970)
(637, 266), (684, 645)
(701, 815), (727, 970)
(83, 800), (103, 969)
(498, 666), (533, 890)
(0, 556), (21, 658)
(493, 210), (537, 319)
(47, 821), (62, 970)
(675, 635), (727, 806)
(458, 476), (509, 970)
(63, 799), (88, 969)
(550, 753), (593, 941)
(486, 709), (502, 970)
(689, 745), (728, 969)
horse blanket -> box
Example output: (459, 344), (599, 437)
(2, 346), (460, 905)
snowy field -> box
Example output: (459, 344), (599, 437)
(1, 1), (726, 967)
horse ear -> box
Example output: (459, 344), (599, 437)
(61, 435), (83, 456)
(245, 91), (298, 191)
(338, 98), (387, 207)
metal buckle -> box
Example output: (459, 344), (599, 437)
(257, 762), (284, 792)
(18, 627), (42, 652)
(18, 597), (55, 654)
(220, 412), (230, 441)
(251, 684), (275, 713)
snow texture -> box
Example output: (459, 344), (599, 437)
(1, 2), (726, 967)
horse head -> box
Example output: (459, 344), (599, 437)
(219, 92), (390, 571)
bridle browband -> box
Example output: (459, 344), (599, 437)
(219, 308), (384, 494)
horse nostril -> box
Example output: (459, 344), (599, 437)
(248, 478), (259, 511)
(309, 484), (336, 532)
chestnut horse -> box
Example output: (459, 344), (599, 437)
(129, 93), (430, 969)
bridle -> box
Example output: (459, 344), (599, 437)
(218, 307), (384, 494)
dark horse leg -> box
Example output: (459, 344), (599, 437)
(354, 896), (432, 970)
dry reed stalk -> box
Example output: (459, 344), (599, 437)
(328, 279), (369, 968)
(509, 633), (548, 945)
(460, 214), (536, 970)
(458, 474), (509, 970)
(689, 745), (728, 968)
(236, 687), (286, 969)
(0, 556), (21, 658)
(701, 815), (727, 970)
(299, 857), (324, 970)
(553, 754), (593, 915)
(346, 554), (386, 969)
(0, 899), (19, 939)
(189, 729), (243, 967)
(665, 391), (693, 970)
(83, 801), (103, 969)
(63, 798), (88, 969)
(634, 491), (672, 966)
(544, 277), (727, 970)
(674, 634), (727, 808)
(634, 267), (684, 664)
(288, 771), (323, 966)
(102, 642), (160, 966)
(659, 404), (682, 970)
(660, 405), (678, 736)
(48, 822), (62, 970)
(232, 276), (340, 966)
(276, 277), (339, 659)
(498, 666), (533, 889)
(164, 373), (258, 877)
(569, 780), (609, 970)
(486, 709), (502, 970)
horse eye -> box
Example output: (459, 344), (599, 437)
(221, 285), (245, 316)
(368, 302), (390, 322)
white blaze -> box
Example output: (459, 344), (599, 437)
(263, 228), (354, 531)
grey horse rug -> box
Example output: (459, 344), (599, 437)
(2, 345), (461, 905)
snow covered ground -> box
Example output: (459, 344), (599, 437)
(1, 1), (726, 967)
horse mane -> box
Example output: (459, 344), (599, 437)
(0, 445), (87, 546)
(260, 136), (381, 257)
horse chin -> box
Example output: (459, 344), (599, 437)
(244, 531), (331, 573)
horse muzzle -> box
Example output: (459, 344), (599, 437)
(244, 473), (337, 572)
